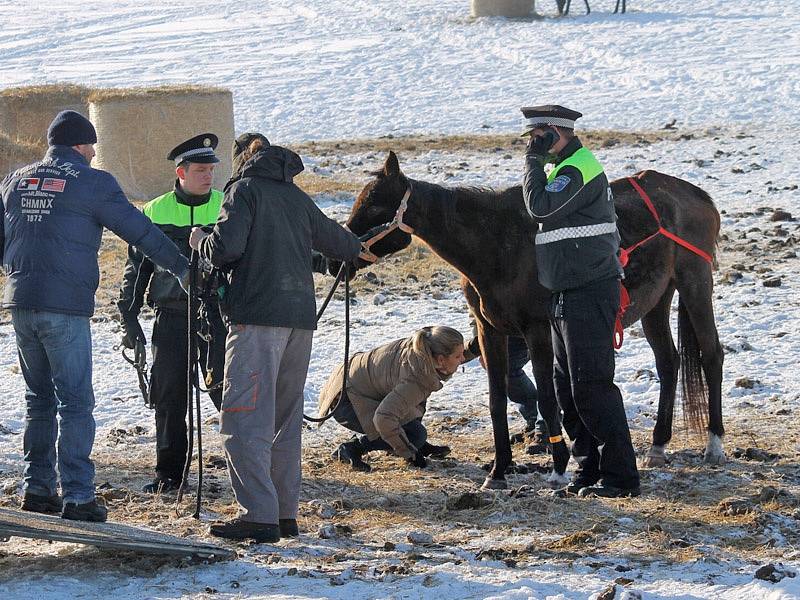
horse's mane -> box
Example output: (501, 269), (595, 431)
(414, 178), (529, 218)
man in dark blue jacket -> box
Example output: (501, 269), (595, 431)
(0, 110), (190, 522)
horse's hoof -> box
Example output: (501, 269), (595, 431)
(641, 446), (667, 468)
(704, 451), (726, 465)
(546, 470), (569, 489)
(704, 434), (726, 465)
(481, 477), (508, 490)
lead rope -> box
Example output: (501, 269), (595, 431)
(304, 185), (415, 420)
(303, 261), (352, 423)
(177, 207), (204, 517)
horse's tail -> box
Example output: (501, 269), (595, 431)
(678, 298), (709, 433)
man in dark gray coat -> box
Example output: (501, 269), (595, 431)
(190, 133), (364, 543)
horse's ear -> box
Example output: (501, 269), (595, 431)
(383, 151), (401, 178)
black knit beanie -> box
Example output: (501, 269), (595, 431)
(47, 110), (98, 147)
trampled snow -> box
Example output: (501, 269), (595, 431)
(1, 1), (800, 599)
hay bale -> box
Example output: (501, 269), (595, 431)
(0, 84), (91, 145)
(0, 133), (45, 178)
(89, 86), (234, 201)
(471, 0), (535, 17)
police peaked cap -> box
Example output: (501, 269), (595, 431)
(167, 133), (220, 165)
(520, 105), (583, 136)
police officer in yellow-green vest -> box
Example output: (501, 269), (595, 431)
(521, 106), (640, 499)
(117, 133), (226, 494)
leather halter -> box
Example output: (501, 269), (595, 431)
(357, 184), (414, 262)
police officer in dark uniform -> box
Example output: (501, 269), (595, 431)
(117, 134), (227, 494)
(522, 105), (640, 498)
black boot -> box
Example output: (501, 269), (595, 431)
(209, 518), (280, 543)
(142, 477), (182, 494)
(279, 518), (299, 538)
(331, 439), (371, 472)
(21, 492), (63, 514)
(578, 484), (641, 498)
(62, 499), (108, 522)
(525, 430), (551, 455)
(420, 442), (451, 459)
(552, 477), (598, 498)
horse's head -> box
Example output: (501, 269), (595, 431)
(347, 151), (414, 257)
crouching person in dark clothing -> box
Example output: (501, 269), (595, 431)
(1, 111), (190, 522)
(190, 133), (363, 543)
(320, 326), (466, 472)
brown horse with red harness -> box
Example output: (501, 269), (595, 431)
(344, 152), (723, 489)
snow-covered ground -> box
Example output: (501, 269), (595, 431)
(2, 1), (800, 598)
(1, 127), (799, 600)
(0, 1), (798, 140)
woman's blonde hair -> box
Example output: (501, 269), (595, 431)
(411, 326), (464, 375)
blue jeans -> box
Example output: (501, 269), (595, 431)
(12, 309), (96, 504)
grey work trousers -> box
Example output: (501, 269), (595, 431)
(219, 324), (313, 524)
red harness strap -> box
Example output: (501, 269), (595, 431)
(614, 284), (630, 350)
(613, 177), (713, 349)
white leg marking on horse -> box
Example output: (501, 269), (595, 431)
(481, 476), (508, 490)
(704, 433), (726, 465)
(546, 470), (569, 489)
(641, 445), (667, 468)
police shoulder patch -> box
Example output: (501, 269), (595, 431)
(545, 175), (571, 193)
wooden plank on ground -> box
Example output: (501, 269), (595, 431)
(0, 507), (235, 562)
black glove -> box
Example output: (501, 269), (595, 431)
(120, 312), (145, 350)
(327, 259), (343, 277)
(406, 450), (427, 469)
(349, 256), (373, 271)
(312, 252), (329, 275)
(326, 256), (372, 279)
(526, 128), (558, 158)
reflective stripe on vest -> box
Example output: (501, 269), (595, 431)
(142, 189), (224, 226)
(540, 147), (616, 244)
(535, 222), (617, 245)
(547, 147), (605, 185)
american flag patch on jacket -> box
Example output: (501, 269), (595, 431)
(42, 178), (66, 193)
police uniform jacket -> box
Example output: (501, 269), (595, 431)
(198, 145), (361, 329)
(317, 337), (444, 459)
(1, 146), (188, 317)
(523, 137), (623, 292)
(118, 184), (223, 315)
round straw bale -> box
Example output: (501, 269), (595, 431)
(89, 86), (235, 201)
(0, 133), (45, 178)
(0, 84), (91, 145)
(471, 0), (535, 17)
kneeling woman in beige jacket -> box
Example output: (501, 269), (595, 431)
(318, 326), (466, 472)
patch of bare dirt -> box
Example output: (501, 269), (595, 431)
(292, 128), (706, 158)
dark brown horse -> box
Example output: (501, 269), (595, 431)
(343, 151), (723, 489)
